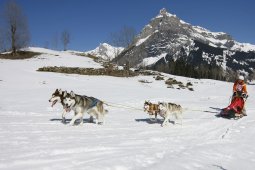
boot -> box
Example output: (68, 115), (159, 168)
(241, 107), (247, 116)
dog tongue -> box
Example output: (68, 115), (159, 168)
(51, 100), (57, 107)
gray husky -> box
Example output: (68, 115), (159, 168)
(64, 91), (108, 125)
(49, 89), (70, 123)
(158, 102), (183, 127)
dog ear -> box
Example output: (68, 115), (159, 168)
(70, 91), (75, 98)
(59, 89), (62, 94)
(63, 91), (67, 97)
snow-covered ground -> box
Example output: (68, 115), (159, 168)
(0, 48), (255, 170)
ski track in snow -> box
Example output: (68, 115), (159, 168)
(0, 48), (255, 170)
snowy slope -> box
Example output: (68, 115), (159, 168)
(0, 48), (255, 170)
(139, 53), (167, 67)
(22, 47), (103, 68)
(85, 43), (124, 61)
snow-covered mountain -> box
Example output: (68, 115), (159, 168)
(115, 8), (255, 78)
(85, 43), (124, 61)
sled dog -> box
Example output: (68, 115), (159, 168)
(49, 88), (70, 123)
(144, 101), (160, 121)
(64, 91), (108, 125)
(158, 102), (183, 127)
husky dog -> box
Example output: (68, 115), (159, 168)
(64, 91), (108, 126)
(144, 101), (160, 121)
(49, 89), (70, 123)
(158, 102), (183, 127)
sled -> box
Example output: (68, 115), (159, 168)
(218, 96), (245, 119)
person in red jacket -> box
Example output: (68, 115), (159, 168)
(232, 75), (248, 116)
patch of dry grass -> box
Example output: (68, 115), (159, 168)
(37, 66), (138, 77)
(0, 51), (41, 60)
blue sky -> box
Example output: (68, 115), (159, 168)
(1, 0), (254, 51)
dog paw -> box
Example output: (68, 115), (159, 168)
(98, 122), (104, 125)
(69, 123), (74, 126)
(62, 119), (66, 124)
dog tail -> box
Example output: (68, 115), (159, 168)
(104, 109), (109, 114)
(98, 101), (109, 114)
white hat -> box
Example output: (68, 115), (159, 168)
(238, 75), (244, 81)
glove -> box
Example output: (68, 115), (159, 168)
(241, 93), (248, 98)
(233, 92), (237, 97)
(237, 91), (242, 97)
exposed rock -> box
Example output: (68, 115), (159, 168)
(114, 8), (255, 79)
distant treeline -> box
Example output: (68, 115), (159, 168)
(150, 58), (237, 81)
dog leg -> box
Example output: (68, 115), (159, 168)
(89, 116), (94, 123)
(61, 109), (67, 124)
(180, 113), (183, 126)
(149, 114), (154, 122)
(69, 113), (82, 126)
(98, 112), (105, 125)
(175, 112), (183, 126)
(96, 113), (101, 124)
(98, 114), (103, 125)
(101, 116), (105, 125)
(155, 113), (157, 122)
(79, 117), (83, 126)
(95, 118), (98, 124)
(162, 114), (170, 127)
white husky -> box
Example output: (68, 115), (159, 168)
(49, 89), (70, 123)
(63, 91), (108, 126)
(158, 102), (183, 127)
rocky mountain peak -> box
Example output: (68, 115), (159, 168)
(85, 43), (124, 61)
(158, 8), (175, 17)
(159, 8), (167, 15)
(114, 8), (255, 80)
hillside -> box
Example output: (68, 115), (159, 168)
(0, 48), (255, 170)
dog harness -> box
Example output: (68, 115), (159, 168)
(147, 104), (159, 115)
(85, 97), (100, 109)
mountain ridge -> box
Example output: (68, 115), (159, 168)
(114, 8), (255, 80)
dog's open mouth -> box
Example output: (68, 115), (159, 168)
(65, 107), (71, 112)
(51, 100), (57, 107)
